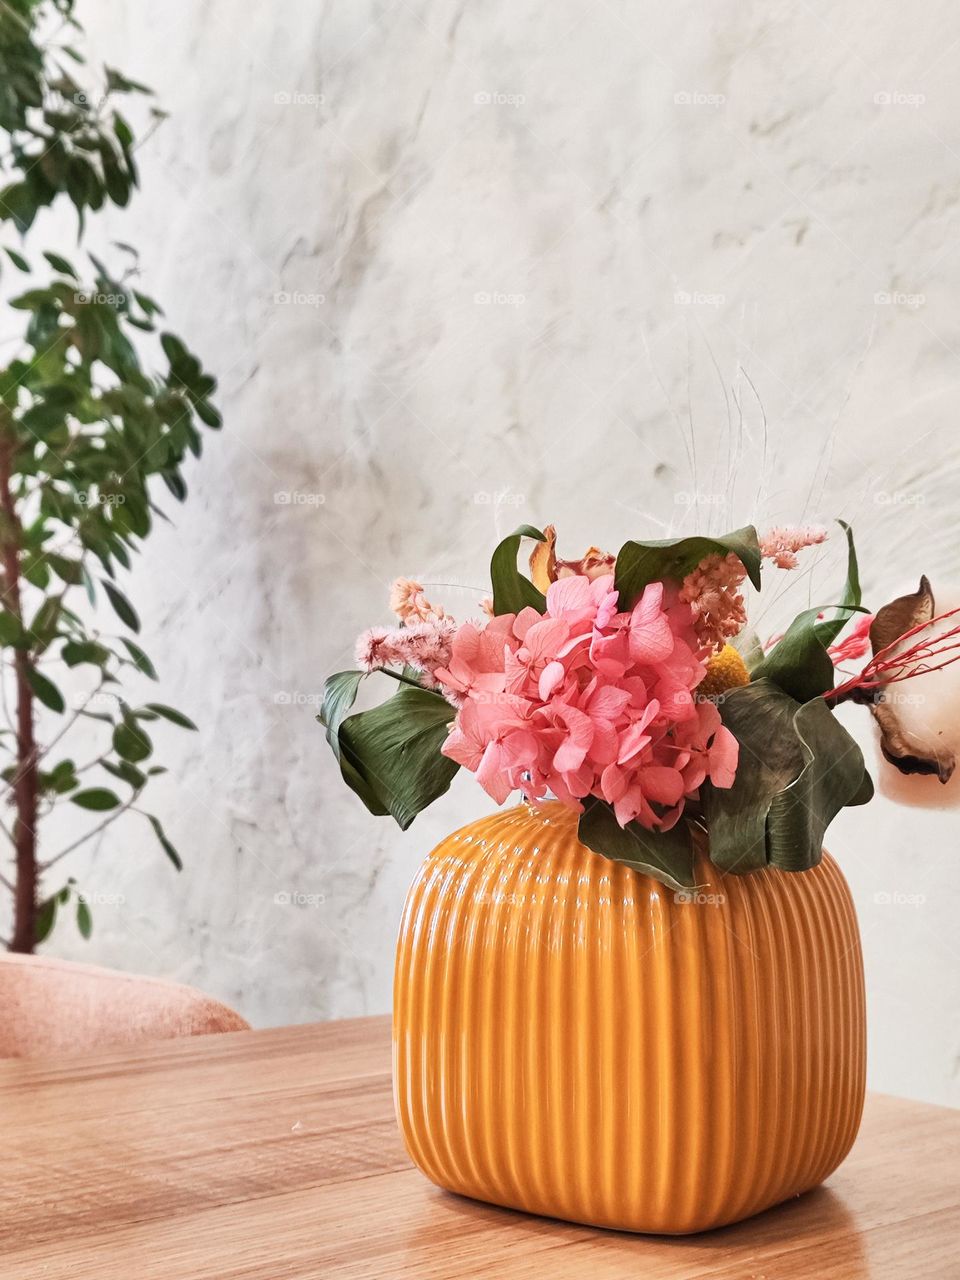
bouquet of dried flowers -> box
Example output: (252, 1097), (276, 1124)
(320, 522), (957, 890)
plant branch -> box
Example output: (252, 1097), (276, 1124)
(41, 791), (140, 872)
(34, 673), (107, 767)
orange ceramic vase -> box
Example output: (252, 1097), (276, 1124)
(393, 801), (866, 1234)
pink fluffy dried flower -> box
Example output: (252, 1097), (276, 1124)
(760, 526), (827, 571)
(389, 577), (447, 623)
(354, 619), (456, 686)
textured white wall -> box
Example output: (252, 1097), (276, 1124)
(36, 0), (960, 1105)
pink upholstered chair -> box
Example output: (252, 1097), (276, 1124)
(0, 953), (249, 1059)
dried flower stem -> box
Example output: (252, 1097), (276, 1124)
(824, 607), (960, 707)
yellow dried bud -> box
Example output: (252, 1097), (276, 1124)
(699, 644), (750, 699)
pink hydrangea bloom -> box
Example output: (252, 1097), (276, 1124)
(435, 574), (739, 830)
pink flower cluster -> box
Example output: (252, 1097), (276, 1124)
(759, 525), (827, 570)
(681, 527), (831, 651)
(434, 575), (739, 830)
(355, 619), (456, 688)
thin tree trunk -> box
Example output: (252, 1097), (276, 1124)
(0, 433), (37, 953)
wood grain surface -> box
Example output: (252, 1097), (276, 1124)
(0, 1015), (957, 1278)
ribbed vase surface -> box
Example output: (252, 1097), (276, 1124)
(393, 802), (866, 1234)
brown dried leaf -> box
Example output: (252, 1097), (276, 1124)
(869, 575), (934, 655)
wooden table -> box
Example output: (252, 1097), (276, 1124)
(1, 1016), (957, 1278)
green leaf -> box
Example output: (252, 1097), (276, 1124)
(194, 399), (221, 428)
(49, 554), (83, 584)
(41, 759), (80, 795)
(319, 671), (364, 762)
(43, 251), (77, 278)
(26, 667), (65, 713)
(4, 247), (30, 272)
(765, 701), (872, 871)
(120, 637), (157, 679)
(337, 683), (457, 828)
(490, 525), (546, 616)
(0, 183), (38, 234)
(113, 112), (134, 149)
(76, 898), (92, 939)
(578, 799), (698, 893)
(102, 758), (146, 790)
(35, 895), (58, 945)
(113, 719), (152, 763)
(105, 66), (152, 95)
(813, 520), (861, 647)
(614, 526), (762, 610)
(102, 580), (140, 631)
(705, 679), (870, 874)
(0, 611), (28, 647)
(71, 787), (121, 811)
(44, 752), (80, 793)
(28, 596), (63, 649)
(318, 671), (389, 818)
(160, 331), (188, 367)
(143, 703), (196, 730)
(753, 522), (866, 702)
(61, 639), (112, 668)
(147, 813), (182, 870)
(751, 607), (838, 703)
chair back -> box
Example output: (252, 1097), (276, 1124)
(0, 953), (249, 1058)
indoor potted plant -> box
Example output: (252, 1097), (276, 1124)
(319, 520), (957, 1233)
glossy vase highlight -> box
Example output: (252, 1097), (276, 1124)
(393, 802), (866, 1234)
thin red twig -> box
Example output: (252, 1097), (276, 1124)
(825, 607), (960, 706)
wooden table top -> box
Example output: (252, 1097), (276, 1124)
(1, 1015), (957, 1279)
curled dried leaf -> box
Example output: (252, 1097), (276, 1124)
(528, 524), (615, 592)
(869, 576), (934, 655)
(529, 524), (558, 593)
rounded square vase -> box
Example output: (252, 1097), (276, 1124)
(393, 802), (866, 1234)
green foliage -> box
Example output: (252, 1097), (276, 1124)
(705, 679), (872, 873)
(752, 521), (863, 702)
(0, 0), (218, 950)
(578, 799), (698, 893)
(319, 670), (389, 818)
(0, 0), (159, 237)
(320, 673), (458, 829)
(34, 879), (96, 943)
(614, 526), (762, 610)
(489, 525), (546, 616)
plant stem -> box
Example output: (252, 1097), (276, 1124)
(33, 673), (105, 767)
(42, 791), (140, 872)
(378, 667), (433, 691)
(0, 429), (38, 952)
